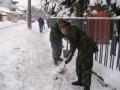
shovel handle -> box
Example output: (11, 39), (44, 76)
(63, 63), (66, 69)
(62, 52), (72, 71)
(67, 52), (73, 61)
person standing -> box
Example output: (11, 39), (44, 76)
(57, 19), (98, 90)
(50, 22), (63, 66)
(38, 17), (44, 32)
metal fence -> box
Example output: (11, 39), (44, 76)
(47, 17), (120, 71)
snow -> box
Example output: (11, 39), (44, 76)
(0, 7), (11, 13)
(0, 21), (120, 90)
(15, 0), (40, 8)
(57, 8), (71, 17)
(90, 0), (97, 6)
(116, 0), (120, 7)
(90, 0), (120, 7)
(15, 10), (24, 14)
(111, 0), (117, 4)
(93, 61), (120, 89)
(0, 20), (26, 29)
(31, 6), (48, 20)
(16, 6), (26, 11)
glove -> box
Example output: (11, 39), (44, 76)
(65, 59), (70, 64)
(65, 52), (73, 64)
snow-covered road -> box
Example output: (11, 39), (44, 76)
(0, 21), (119, 90)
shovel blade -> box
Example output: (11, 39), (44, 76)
(59, 69), (66, 74)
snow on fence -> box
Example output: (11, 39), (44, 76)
(47, 17), (120, 71)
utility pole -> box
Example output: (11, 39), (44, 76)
(27, 0), (32, 29)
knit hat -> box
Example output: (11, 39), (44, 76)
(57, 19), (69, 28)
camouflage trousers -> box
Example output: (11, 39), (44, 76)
(76, 50), (93, 86)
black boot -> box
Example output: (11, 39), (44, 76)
(84, 85), (90, 90)
(72, 81), (83, 86)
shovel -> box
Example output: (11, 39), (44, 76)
(58, 52), (72, 74)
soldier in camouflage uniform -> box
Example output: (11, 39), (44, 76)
(50, 22), (63, 66)
(57, 19), (98, 90)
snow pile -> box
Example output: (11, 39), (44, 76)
(93, 61), (120, 89)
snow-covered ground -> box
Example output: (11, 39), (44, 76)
(0, 20), (26, 29)
(0, 21), (120, 90)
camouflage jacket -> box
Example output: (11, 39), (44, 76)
(50, 23), (62, 42)
(65, 25), (98, 55)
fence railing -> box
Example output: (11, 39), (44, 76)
(47, 17), (120, 71)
